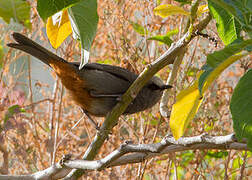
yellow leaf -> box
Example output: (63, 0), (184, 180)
(197, 4), (209, 17)
(202, 53), (250, 93)
(170, 53), (251, 140)
(170, 76), (203, 140)
(46, 10), (72, 49)
(154, 4), (190, 18)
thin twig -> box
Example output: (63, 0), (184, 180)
(22, 98), (53, 109)
(49, 77), (59, 164)
(56, 112), (86, 150)
(159, 47), (186, 117)
(224, 150), (231, 180)
(52, 86), (64, 164)
(27, 54), (45, 167)
(239, 151), (247, 180)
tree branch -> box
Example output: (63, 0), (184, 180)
(62, 133), (248, 170)
(65, 13), (213, 179)
(0, 133), (247, 180)
(159, 48), (186, 117)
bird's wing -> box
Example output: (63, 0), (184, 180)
(74, 63), (137, 97)
(82, 63), (138, 82)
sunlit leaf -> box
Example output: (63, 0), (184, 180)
(130, 21), (150, 36)
(154, 4), (190, 18)
(162, 43), (251, 140)
(198, 39), (252, 94)
(170, 77), (203, 140)
(0, 0), (31, 29)
(148, 29), (178, 46)
(210, 0), (252, 33)
(230, 69), (252, 151)
(46, 10), (72, 49)
(208, 0), (239, 45)
(199, 53), (250, 94)
(37, 0), (81, 21)
(148, 35), (173, 46)
(166, 29), (179, 37)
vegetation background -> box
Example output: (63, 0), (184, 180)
(0, 0), (251, 179)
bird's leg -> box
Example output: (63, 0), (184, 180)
(81, 109), (100, 130)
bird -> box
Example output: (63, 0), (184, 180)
(7, 32), (171, 128)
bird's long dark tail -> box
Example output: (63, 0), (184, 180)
(7, 32), (67, 66)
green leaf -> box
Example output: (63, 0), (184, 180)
(198, 39), (252, 95)
(0, 0), (31, 29)
(68, 0), (98, 69)
(148, 35), (173, 46)
(206, 150), (228, 159)
(230, 69), (252, 151)
(37, 0), (81, 21)
(179, 151), (195, 165)
(210, 0), (252, 33)
(208, 0), (240, 45)
(130, 21), (150, 36)
(206, 39), (252, 67)
(148, 29), (178, 46)
(4, 105), (25, 123)
(166, 29), (179, 37)
(150, 119), (158, 125)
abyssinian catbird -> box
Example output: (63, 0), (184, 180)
(7, 33), (171, 119)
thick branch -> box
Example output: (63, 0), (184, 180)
(1, 133), (247, 180)
(63, 133), (248, 170)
